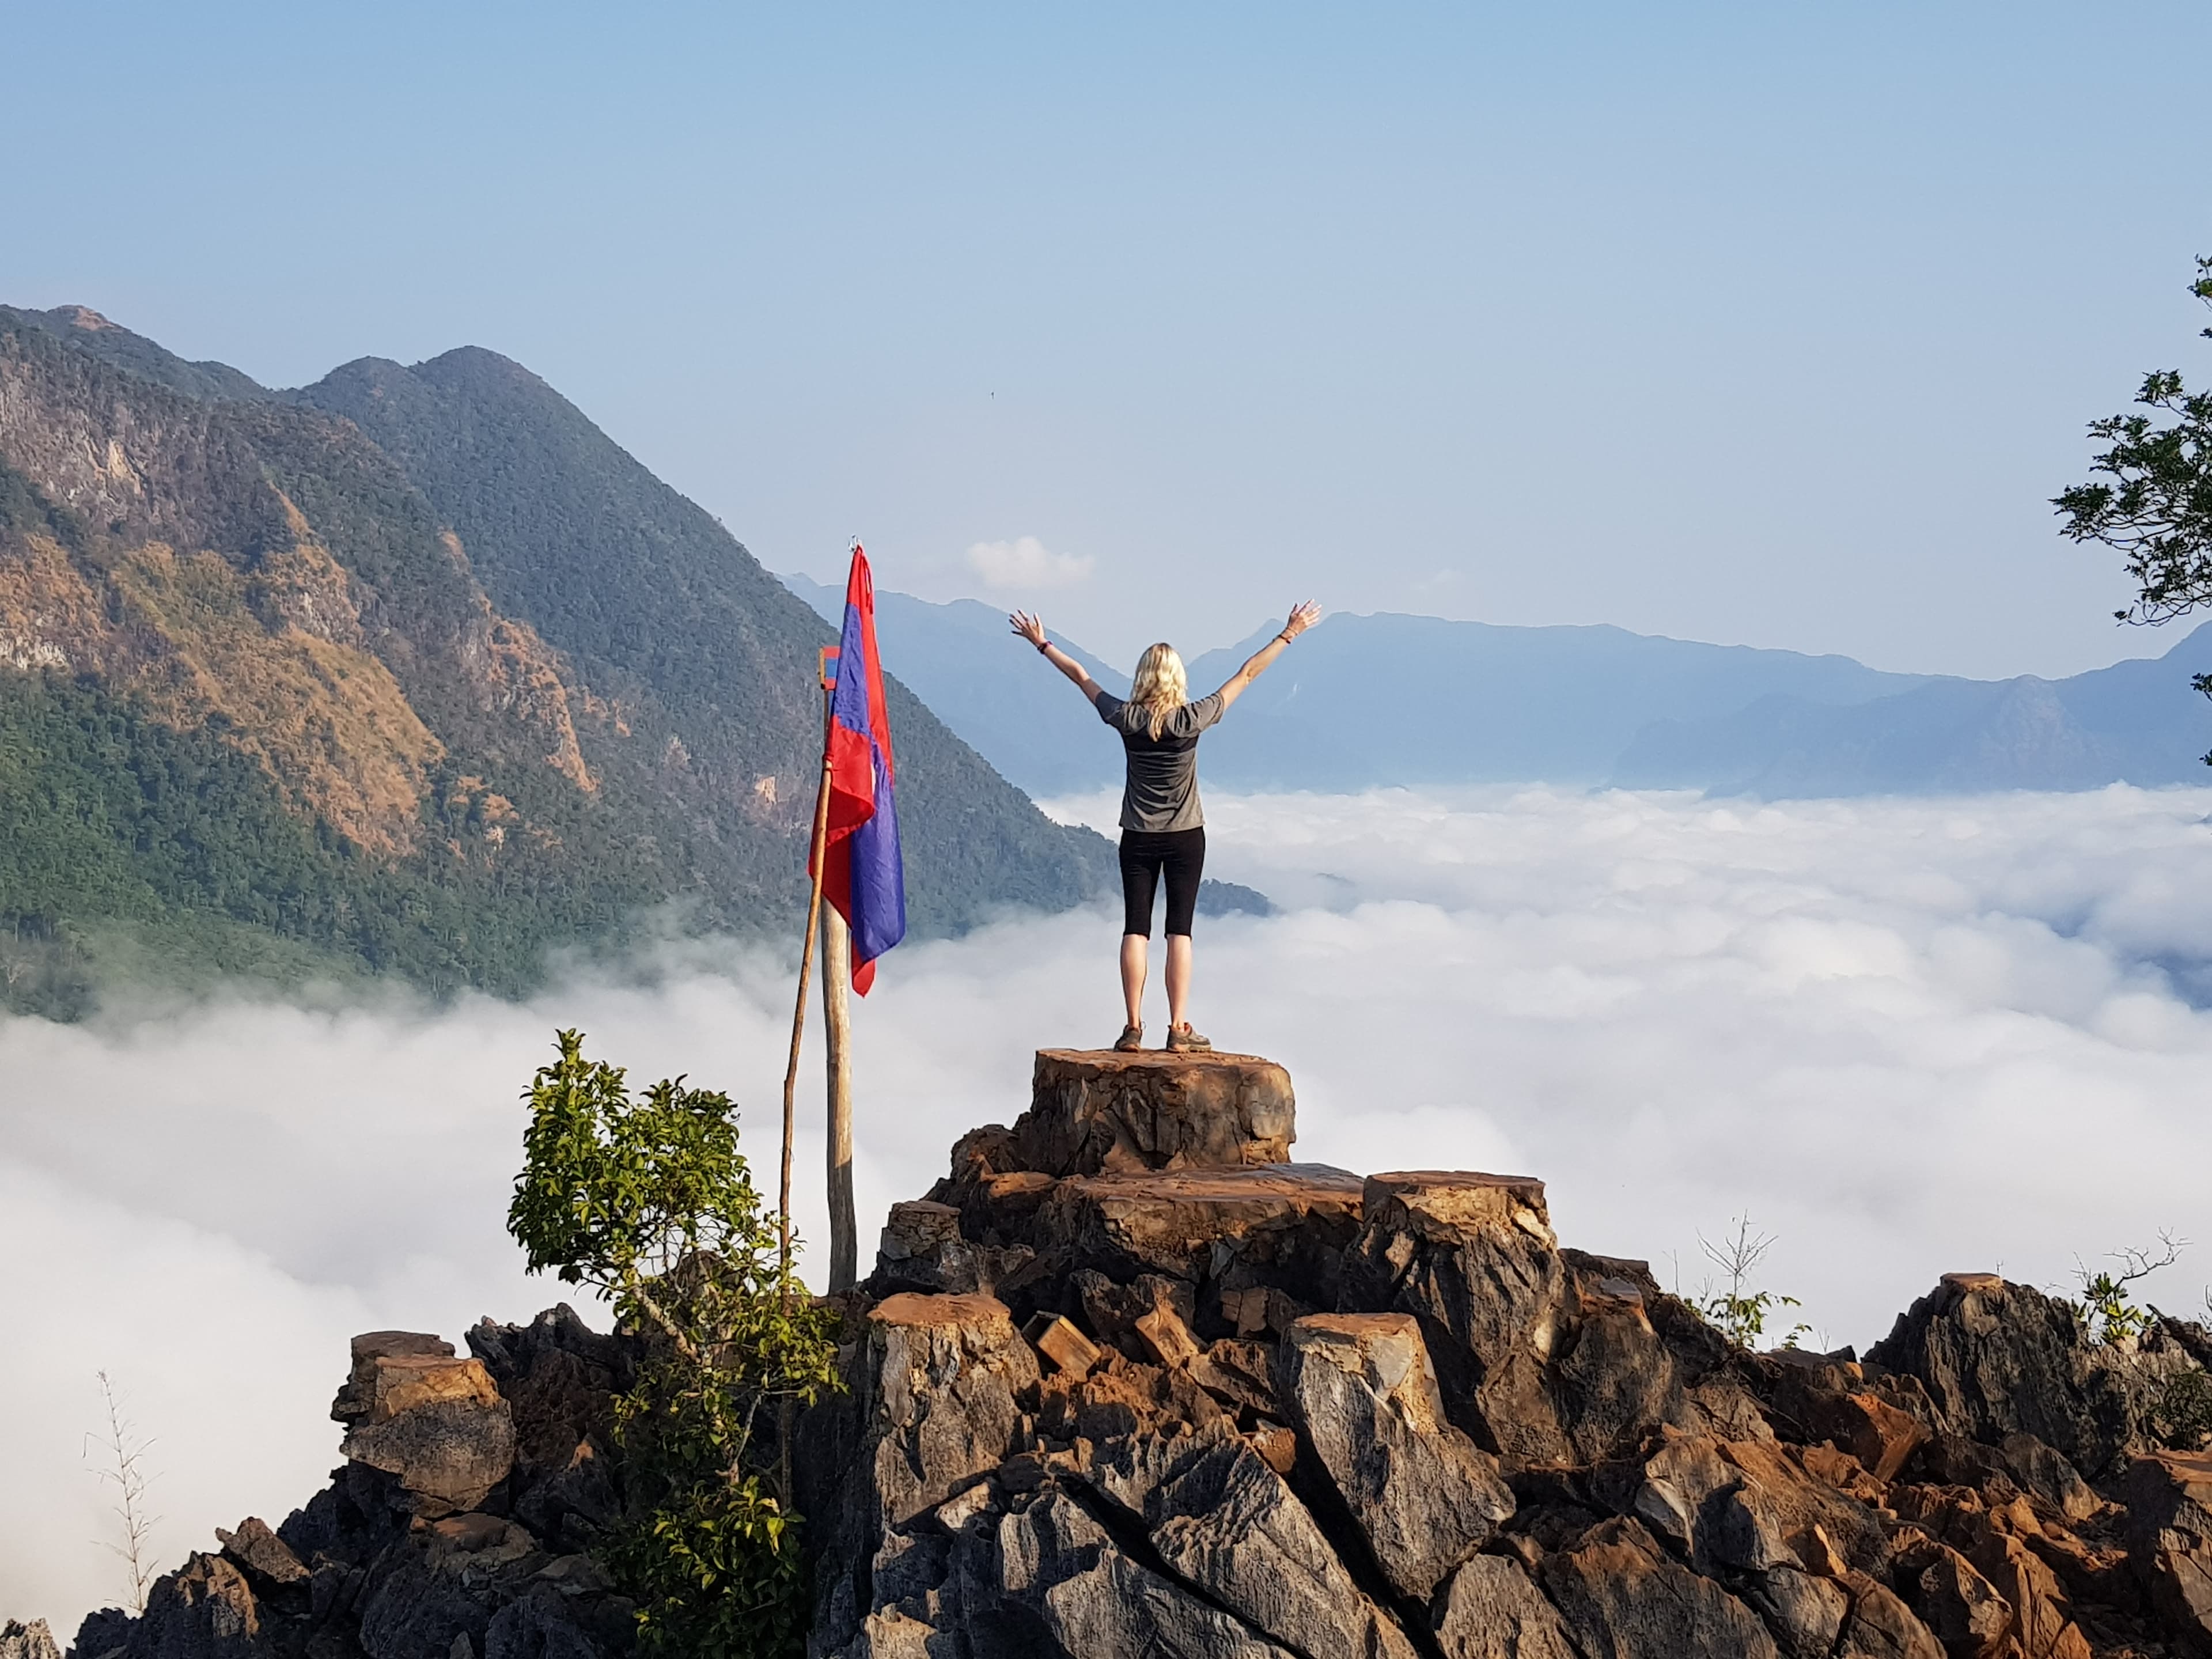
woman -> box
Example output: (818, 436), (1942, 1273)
(1010, 601), (1323, 1052)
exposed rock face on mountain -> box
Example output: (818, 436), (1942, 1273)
(0, 304), (1108, 1017)
(36, 1052), (2212, 1659)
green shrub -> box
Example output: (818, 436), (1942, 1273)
(508, 1031), (840, 1659)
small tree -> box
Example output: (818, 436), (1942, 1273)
(2055, 259), (2212, 737)
(507, 1031), (840, 1659)
(1694, 1215), (1812, 1351)
(2061, 1232), (2186, 1346)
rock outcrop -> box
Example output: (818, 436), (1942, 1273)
(802, 1049), (2212, 1659)
(35, 1048), (2212, 1659)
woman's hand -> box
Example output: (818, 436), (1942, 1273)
(1281, 600), (1322, 641)
(1009, 610), (1048, 649)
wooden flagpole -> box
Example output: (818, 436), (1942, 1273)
(822, 906), (856, 1291)
(778, 653), (838, 1283)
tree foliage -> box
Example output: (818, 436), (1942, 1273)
(507, 1032), (840, 1659)
(2056, 257), (2212, 626)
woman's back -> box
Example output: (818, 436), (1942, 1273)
(1094, 688), (1224, 833)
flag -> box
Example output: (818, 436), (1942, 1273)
(814, 546), (906, 994)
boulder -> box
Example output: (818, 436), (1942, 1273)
(119, 1554), (264, 1658)
(2124, 1450), (2212, 1652)
(0, 1623), (60, 1659)
(342, 1396), (517, 1518)
(1017, 1049), (1296, 1176)
(1430, 1555), (1578, 1659)
(1086, 1423), (1421, 1659)
(334, 1332), (460, 1422)
(1280, 1312), (1514, 1601)
(1867, 1274), (2173, 1479)
(1537, 1516), (1782, 1658)
(215, 1516), (308, 1587)
(1340, 1171), (1569, 1462)
(1032, 1164), (1365, 1317)
(1834, 1575), (1946, 1659)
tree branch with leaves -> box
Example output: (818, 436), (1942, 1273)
(507, 1031), (841, 1659)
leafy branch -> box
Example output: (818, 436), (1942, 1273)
(2061, 1230), (2187, 1346)
(1693, 1215), (1812, 1351)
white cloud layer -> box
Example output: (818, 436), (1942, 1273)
(964, 535), (1094, 591)
(11, 784), (2212, 1633)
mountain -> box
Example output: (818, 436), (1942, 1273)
(793, 594), (1942, 795)
(1613, 622), (2212, 794)
(779, 574), (1130, 797)
(0, 305), (1108, 1016)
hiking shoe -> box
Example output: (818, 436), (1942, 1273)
(1165, 1024), (1213, 1052)
(1113, 1024), (1145, 1052)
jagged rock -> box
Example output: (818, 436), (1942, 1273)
(1998, 1434), (2100, 1524)
(1835, 1575), (1945, 1659)
(1281, 1312), (1514, 1600)
(1893, 1535), (2012, 1658)
(0, 1622), (60, 1659)
(1868, 1274), (2181, 1480)
(1033, 1165), (1365, 1315)
(1430, 1555), (1578, 1659)
(1086, 1423), (1420, 1659)
(806, 1292), (1040, 1651)
(1022, 1313), (1103, 1379)
(1017, 1050), (1296, 1176)
(336, 1333), (463, 1422)
(1340, 1171), (1571, 1462)
(468, 1306), (628, 1551)
(975, 1484), (1301, 1657)
(122, 1554), (264, 1658)
(216, 1516), (308, 1586)
(2124, 1450), (2212, 1652)
(355, 1516), (551, 1659)
(1538, 1516), (1781, 1658)
(343, 1397), (518, 1517)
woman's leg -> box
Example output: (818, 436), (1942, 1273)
(1120, 933), (1149, 1028)
(1160, 828), (1206, 1032)
(1118, 835), (1164, 1031)
(1164, 934), (1192, 1030)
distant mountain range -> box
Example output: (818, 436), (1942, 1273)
(0, 304), (1110, 1016)
(782, 578), (2212, 798)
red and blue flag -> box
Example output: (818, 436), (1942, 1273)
(815, 546), (906, 994)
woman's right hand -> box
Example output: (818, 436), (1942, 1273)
(1281, 600), (1322, 641)
(1009, 611), (1048, 649)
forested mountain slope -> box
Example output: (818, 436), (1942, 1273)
(0, 306), (1107, 1016)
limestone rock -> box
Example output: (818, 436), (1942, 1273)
(1281, 1312), (1514, 1601)
(1868, 1274), (2179, 1479)
(342, 1396), (517, 1517)
(0, 1622), (60, 1659)
(1538, 1516), (1782, 1658)
(1340, 1171), (1570, 1461)
(1431, 1555), (1578, 1659)
(122, 1554), (264, 1658)
(216, 1516), (308, 1586)
(335, 1332), (458, 1422)
(1086, 1424), (1421, 1659)
(1018, 1049), (1296, 1175)
(1035, 1164), (1364, 1302)
(1835, 1575), (1946, 1659)
(2124, 1450), (2212, 1652)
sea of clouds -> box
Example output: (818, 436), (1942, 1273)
(10, 783), (2212, 1633)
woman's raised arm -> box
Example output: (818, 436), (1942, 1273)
(1010, 611), (1103, 700)
(1213, 601), (1321, 711)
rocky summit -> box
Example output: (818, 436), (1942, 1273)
(43, 1050), (2212, 1658)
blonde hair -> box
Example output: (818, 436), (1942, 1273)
(1129, 642), (1188, 738)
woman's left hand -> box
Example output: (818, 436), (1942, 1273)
(1009, 611), (1048, 649)
(1282, 600), (1323, 641)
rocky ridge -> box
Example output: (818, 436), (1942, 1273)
(32, 1048), (2212, 1659)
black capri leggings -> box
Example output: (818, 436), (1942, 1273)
(1120, 827), (1206, 938)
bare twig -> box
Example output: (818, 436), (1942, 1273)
(86, 1371), (159, 1613)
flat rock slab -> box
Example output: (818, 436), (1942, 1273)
(1038, 1163), (1364, 1281)
(1018, 1050), (1296, 1176)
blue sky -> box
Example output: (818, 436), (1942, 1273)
(6, 1), (2209, 673)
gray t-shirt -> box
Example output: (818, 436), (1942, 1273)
(1094, 690), (1225, 833)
